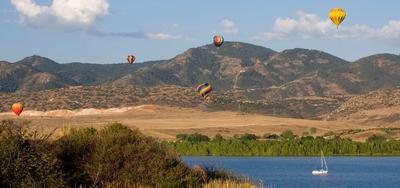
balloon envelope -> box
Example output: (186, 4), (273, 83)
(11, 103), (24, 116)
(197, 83), (213, 98)
(127, 55), (136, 64)
(213, 35), (224, 47)
(329, 8), (346, 28)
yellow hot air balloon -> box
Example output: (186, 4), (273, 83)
(329, 8), (346, 29)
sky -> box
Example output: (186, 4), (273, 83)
(1, 0), (400, 64)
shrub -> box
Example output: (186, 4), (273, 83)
(239, 134), (258, 141)
(264, 134), (280, 140)
(367, 135), (387, 143)
(57, 123), (201, 187)
(0, 120), (64, 188)
(0, 120), (253, 187)
(187, 133), (211, 142)
(176, 133), (189, 141)
(309, 127), (317, 134)
(213, 134), (224, 142)
(281, 130), (294, 140)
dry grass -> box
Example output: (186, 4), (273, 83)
(0, 105), (385, 141)
(203, 180), (256, 188)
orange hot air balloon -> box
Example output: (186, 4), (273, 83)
(127, 55), (136, 64)
(11, 103), (24, 116)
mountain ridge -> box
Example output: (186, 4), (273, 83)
(1, 41), (400, 100)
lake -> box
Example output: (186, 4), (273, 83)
(182, 157), (400, 188)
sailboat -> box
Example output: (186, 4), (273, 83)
(312, 150), (328, 176)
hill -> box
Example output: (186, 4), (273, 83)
(327, 87), (400, 124)
(0, 85), (342, 119)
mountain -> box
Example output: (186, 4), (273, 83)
(1, 42), (400, 100)
(112, 42), (277, 89)
(17, 55), (161, 86)
(0, 58), (77, 92)
(255, 53), (400, 99)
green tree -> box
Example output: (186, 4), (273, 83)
(187, 133), (210, 142)
(281, 130), (294, 140)
(239, 134), (258, 141)
(310, 127), (317, 134)
(265, 134), (280, 140)
(367, 135), (386, 142)
(176, 134), (189, 141)
(213, 134), (224, 142)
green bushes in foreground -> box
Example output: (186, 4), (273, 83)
(170, 133), (400, 156)
(0, 120), (253, 188)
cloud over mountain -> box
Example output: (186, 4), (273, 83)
(11, 0), (109, 30)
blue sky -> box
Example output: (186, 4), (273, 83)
(1, 0), (400, 64)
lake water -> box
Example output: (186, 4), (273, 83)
(182, 157), (400, 188)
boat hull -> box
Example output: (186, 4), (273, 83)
(312, 170), (328, 176)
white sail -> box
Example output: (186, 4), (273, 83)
(312, 150), (328, 175)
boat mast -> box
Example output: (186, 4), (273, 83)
(323, 151), (328, 171)
(321, 150), (323, 169)
(320, 150), (328, 171)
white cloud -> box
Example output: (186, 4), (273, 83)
(255, 11), (400, 41)
(10, 0), (183, 40)
(221, 19), (239, 34)
(11, 0), (109, 30)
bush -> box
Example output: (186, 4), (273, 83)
(176, 133), (189, 141)
(309, 127), (317, 134)
(0, 120), (64, 188)
(0, 120), (254, 187)
(0, 120), (203, 188)
(187, 133), (211, 142)
(281, 130), (294, 140)
(57, 123), (201, 187)
(213, 134), (224, 142)
(239, 134), (258, 141)
(367, 135), (386, 143)
(264, 134), (280, 140)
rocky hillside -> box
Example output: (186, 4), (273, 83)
(0, 85), (342, 119)
(327, 87), (400, 122)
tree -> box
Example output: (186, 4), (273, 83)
(187, 133), (210, 142)
(213, 134), (224, 142)
(310, 127), (317, 134)
(265, 134), (280, 140)
(176, 134), (189, 141)
(281, 130), (294, 140)
(239, 134), (258, 141)
(367, 135), (386, 142)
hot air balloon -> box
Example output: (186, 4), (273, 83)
(329, 8), (346, 29)
(213, 35), (224, 47)
(127, 55), (136, 64)
(197, 83), (213, 99)
(11, 103), (24, 116)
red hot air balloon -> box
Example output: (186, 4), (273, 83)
(11, 103), (24, 116)
(213, 35), (224, 47)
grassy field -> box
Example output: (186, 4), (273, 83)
(0, 105), (390, 141)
